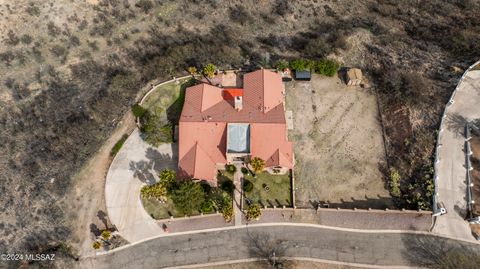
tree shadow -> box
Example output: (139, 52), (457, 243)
(401, 233), (480, 268)
(445, 113), (468, 136)
(89, 223), (100, 237)
(129, 146), (177, 185)
(244, 232), (289, 267)
(97, 210), (108, 229)
(166, 78), (197, 126)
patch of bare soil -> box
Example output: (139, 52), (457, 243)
(286, 75), (392, 209)
(65, 111), (136, 256)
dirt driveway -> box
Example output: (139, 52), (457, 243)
(286, 75), (392, 209)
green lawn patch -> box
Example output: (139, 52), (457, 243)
(244, 172), (292, 207)
(139, 78), (196, 146)
(110, 134), (128, 157)
(141, 196), (183, 219)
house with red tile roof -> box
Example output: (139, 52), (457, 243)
(178, 69), (294, 184)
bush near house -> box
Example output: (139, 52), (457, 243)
(250, 157), (265, 173)
(225, 164), (236, 173)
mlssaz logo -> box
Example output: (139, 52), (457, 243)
(26, 254), (56, 261)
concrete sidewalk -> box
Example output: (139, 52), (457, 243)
(434, 70), (480, 240)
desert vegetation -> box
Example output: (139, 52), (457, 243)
(0, 0), (479, 267)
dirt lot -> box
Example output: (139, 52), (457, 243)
(286, 74), (392, 209)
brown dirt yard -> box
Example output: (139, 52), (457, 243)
(286, 74), (393, 209)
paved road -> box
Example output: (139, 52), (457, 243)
(105, 129), (177, 243)
(434, 70), (480, 240)
(80, 225), (478, 269)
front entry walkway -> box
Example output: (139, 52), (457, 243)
(233, 164), (244, 226)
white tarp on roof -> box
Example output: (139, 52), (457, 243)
(227, 123), (250, 153)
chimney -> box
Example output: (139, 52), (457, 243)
(234, 96), (243, 111)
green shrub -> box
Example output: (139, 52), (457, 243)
(241, 167), (249, 175)
(141, 182), (168, 201)
(201, 199), (215, 214)
(220, 179), (235, 193)
(243, 179), (253, 193)
(314, 59), (339, 77)
(246, 204), (261, 220)
(101, 230), (111, 241)
(110, 134), (128, 157)
(221, 204), (233, 222)
(159, 169), (176, 193)
(140, 111), (173, 146)
(289, 59), (308, 71)
(225, 164), (236, 173)
(275, 59), (289, 71)
(202, 63), (216, 78)
(171, 181), (205, 215)
(250, 157), (265, 173)
(131, 104), (147, 118)
(389, 168), (401, 197)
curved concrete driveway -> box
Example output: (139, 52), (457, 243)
(105, 128), (177, 243)
(434, 69), (480, 240)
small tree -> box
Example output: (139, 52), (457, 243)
(222, 204), (233, 222)
(187, 66), (197, 76)
(202, 63), (216, 79)
(92, 241), (101, 250)
(250, 157), (265, 173)
(131, 104), (146, 118)
(172, 181), (205, 215)
(246, 204), (261, 220)
(101, 230), (111, 241)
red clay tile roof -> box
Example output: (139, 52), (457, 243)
(250, 123), (293, 169)
(179, 69), (293, 182)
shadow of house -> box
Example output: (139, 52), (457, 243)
(166, 78), (197, 127)
(308, 195), (394, 209)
